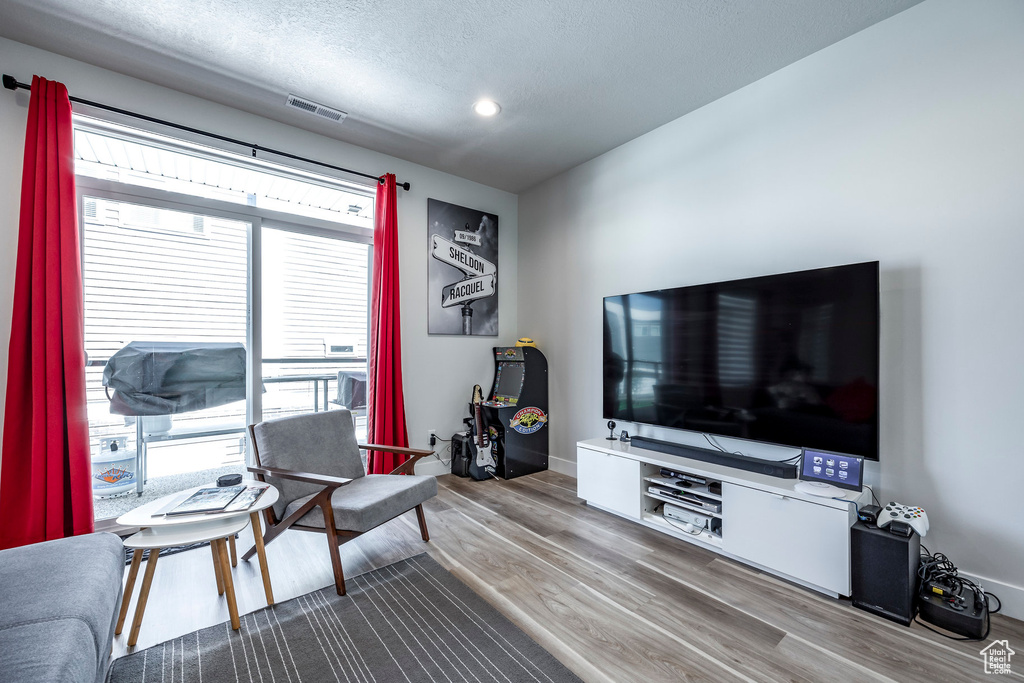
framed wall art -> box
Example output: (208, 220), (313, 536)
(427, 198), (498, 335)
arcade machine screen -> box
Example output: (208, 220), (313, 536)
(492, 362), (525, 405)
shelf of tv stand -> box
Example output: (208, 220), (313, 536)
(642, 475), (723, 500)
(642, 511), (723, 548)
(642, 490), (723, 519)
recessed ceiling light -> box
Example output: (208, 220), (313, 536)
(473, 99), (501, 117)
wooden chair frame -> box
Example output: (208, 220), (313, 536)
(243, 424), (434, 595)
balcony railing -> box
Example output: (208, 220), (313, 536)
(86, 356), (368, 498)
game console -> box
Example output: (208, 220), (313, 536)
(663, 503), (722, 536)
(876, 502), (929, 537)
(664, 503), (711, 528)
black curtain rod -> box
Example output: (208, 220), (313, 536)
(2, 74), (410, 191)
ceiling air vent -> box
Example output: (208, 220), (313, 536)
(286, 94), (348, 123)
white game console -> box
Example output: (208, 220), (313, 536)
(664, 503), (714, 532)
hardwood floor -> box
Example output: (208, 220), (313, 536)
(113, 470), (1024, 682)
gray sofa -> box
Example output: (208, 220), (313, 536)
(0, 532), (124, 683)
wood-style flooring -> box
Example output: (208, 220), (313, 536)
(114, 470), (1024, 682)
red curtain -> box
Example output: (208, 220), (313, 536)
(0, 77), (94, 549)
(366, 174), (410, 474)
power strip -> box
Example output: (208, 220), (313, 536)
(918, 590), (988, 640)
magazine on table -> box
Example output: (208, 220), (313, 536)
(222, 484), (270, 513)
(165, 486), (246, 516)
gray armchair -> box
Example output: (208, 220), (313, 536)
(245, 409), (437, 595)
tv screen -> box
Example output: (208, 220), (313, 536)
(603, 262), (879, 460)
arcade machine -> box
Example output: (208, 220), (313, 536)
(481, 345), (549, 479)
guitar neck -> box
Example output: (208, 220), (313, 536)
(474, 404), (484, 446)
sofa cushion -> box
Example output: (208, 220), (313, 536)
(0, 532), (124, 683)
(0, 619), (99, 683)
(283, 474), (437, 532)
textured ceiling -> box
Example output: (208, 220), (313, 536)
(0, 0), (922, 192)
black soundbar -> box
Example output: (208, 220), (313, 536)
(629, 436), (798, 479)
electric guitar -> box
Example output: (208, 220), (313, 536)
(472, 384), (488, 448)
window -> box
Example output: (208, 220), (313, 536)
(75, 118), (374, 522)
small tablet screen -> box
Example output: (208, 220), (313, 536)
(799, 448), (864, 491)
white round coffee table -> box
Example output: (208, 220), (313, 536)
(115, 483), (278, 647)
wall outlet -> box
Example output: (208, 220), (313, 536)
(428, 429), (436, 447)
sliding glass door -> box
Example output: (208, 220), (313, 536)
(260, 226), (370, 439)
(82, 193), (252, 521)
(80, 193), (373, 522)
(75, 117), (375, 523)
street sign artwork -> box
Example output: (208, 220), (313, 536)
(431, 235), (496, 278)
(442, 274), (496, 308)
(428, 199), (498, 335)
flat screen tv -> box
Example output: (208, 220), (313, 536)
(603, 262), (879, 460)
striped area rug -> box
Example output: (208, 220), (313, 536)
(108, 553), (582, 683)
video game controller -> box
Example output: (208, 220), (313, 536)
(876, 502), (929, 537)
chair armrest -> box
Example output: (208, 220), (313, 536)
(358, 445), (435, 475)
(358, 444), (434, 457)
(248, 465), (352, 488)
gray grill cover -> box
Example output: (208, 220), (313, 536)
(103, 341), (246, 416)
(335, 370), (367, 410)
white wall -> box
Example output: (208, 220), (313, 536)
(518, 0), (1024, 615)
(0, 37), (518, 477)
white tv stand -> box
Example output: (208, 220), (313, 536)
(577, 438), (869, 597)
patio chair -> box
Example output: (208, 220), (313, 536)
(244, 409), (436, 595)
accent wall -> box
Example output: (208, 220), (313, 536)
(518, 0), (1024, 616)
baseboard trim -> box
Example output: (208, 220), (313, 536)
(416, 456), (579, 480)
(548, 455), (577, 478)
(415, 458), (450, 477)
(959, 571), (1024, 621)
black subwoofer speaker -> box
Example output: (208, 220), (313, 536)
(450, 432), (472, 478)
(851, 521), (920, 625)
